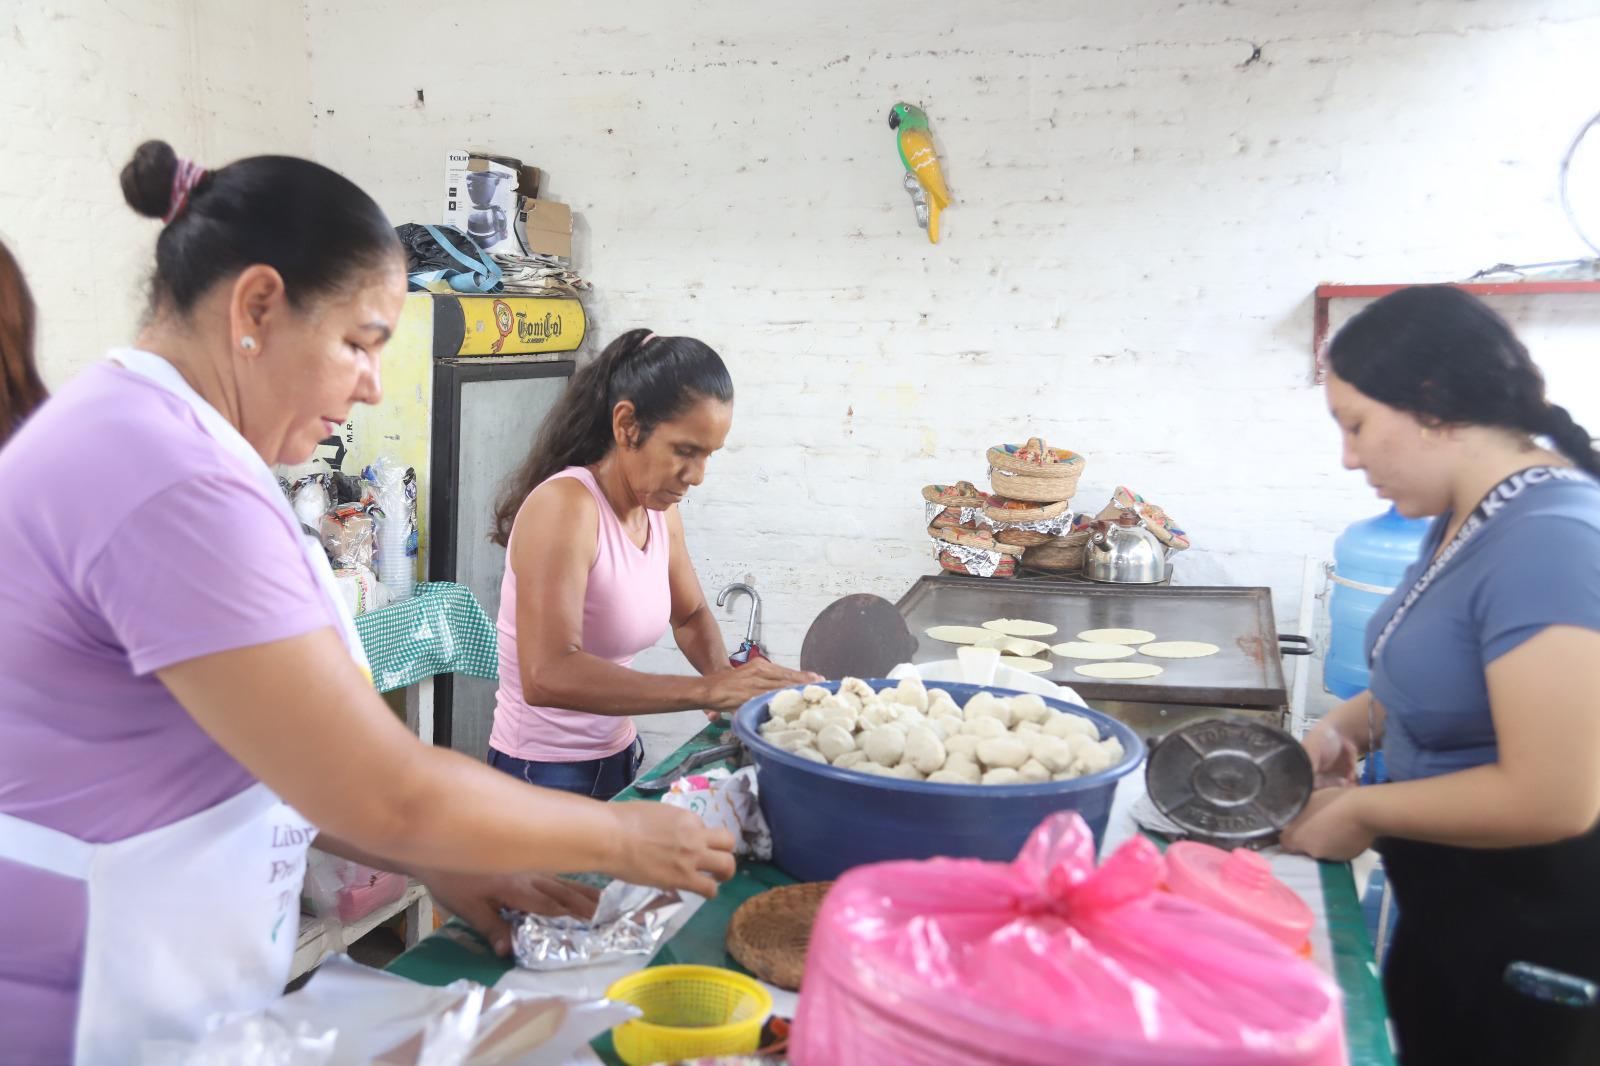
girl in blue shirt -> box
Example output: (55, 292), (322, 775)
(1284, 286), (1600, 1065)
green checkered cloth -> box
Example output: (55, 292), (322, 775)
(354, 581), (499, 693)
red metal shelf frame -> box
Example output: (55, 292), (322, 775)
(1311, 280), (1600, 383)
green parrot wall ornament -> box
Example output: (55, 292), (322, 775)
(888, 102), (952, 243)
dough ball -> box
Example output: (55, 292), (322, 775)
(888, 762), (926, 781)
(1042, 711), (1098, 740)
(768, 689), (805, 718)
(927, 715), (961, 741)
(1013, 721), (1042, 736)
(834, 689), (864, 714)
(960, 694), (998, 717)
(904, 725), (948, 775)
(1100, 737), (1126, 764)
(1018, 758), (1050, 784)
(799, 708), (828, 734)
(927, 690), (961, 718)
(1065, 733), (1115, 775)
(960, 716), (1008, 740)
(793, 746), (828, 764)
(839, 677), (876, 702)
(1076, 741), (1116, 776)
(861, 726), (907, 768)
(897, 679), (931, 712)
(931, 758), (981, 785)
(833, 750), (868, 770)
(1052, 769), (1084, 782)
(766, 729), (815, 753)
(976, 735), (1029, 769)
(856, 761), (896, 777)
(981, 767), (1023, 786)
(1007, 693), (1051, 725)
(802, 685), (830, 704)
(1029, 734), (1076, 774)
(943, 734), (980, 759)
(816, 723), (857, 762)
(815, 695), (850, 716)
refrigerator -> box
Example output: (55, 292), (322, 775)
(336, 291), (579, 755)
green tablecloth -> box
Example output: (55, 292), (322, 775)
(355, 581), (498, 694)
(388, 721), (1395, 1065)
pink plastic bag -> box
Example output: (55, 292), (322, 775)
(792, 813), (1345, 1066)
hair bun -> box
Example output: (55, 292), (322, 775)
(120, 140), (179, 220)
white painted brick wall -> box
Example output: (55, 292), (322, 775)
(9, 2), (1600, 746)
(0, 0), (312, 387)
(298, 0), (1600, 731)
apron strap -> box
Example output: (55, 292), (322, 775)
(0, 810), (94, 880)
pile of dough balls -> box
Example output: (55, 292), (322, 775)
(757, 678), (1125, 786)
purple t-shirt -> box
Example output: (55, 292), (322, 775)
(0, 360), (336, 1061)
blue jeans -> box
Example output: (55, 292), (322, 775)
(487, 737), (644, 801)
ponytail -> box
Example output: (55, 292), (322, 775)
(491, 329), (733, 545)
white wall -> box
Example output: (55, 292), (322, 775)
(0, 0), (312, 386)
(298, 0), (1600, 718)
(8, 2), (1600, 732)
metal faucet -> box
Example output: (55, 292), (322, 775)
(716, 582), (763, 646)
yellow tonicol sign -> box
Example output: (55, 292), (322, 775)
(434, 295), (586, 357)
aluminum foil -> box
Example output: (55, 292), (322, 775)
(923, 500), (982, 527)
(930, 536), (1003, 578)
(508, 880), (684, 971)
(974, 509), (1078, 536)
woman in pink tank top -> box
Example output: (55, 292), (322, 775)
(488, 329), (816, 798)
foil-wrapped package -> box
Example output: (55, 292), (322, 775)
(509, 880), (684, 971)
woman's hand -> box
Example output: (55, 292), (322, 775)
(420, 870), (602, 956)
(701, 659), (822, 713)
(607, 802), (738, 897)
(1303, 719), (1362, 790)
(1280, 787), (1375, 861)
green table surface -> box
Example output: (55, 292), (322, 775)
(388, 720), (1394, 1065)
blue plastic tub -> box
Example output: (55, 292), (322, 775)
(731, 679), (1144, 882)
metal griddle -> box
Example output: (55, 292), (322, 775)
(895, 575), (1291, 710)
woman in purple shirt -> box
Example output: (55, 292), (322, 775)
(0, 141), (734, 1063)
(1284, 286), (1600, 1065)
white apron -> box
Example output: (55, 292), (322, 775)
(0, 349), (372, 1063)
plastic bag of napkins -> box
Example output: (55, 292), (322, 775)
(140, 955), (636, 1065)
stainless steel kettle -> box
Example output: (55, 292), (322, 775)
(1084, 512), (1173, 584)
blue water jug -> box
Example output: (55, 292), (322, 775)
(1325, 505), (1430, 699)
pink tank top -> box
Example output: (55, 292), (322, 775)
(490, 467), (673, 761)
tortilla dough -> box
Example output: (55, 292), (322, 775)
(1139, 640), (1220, 659)
(1001, 656), (1055, 674)
(1073, 661), (1165, 680)
(1051, 641), (1136, 660)
(976, 633), (1051, 657)
(1077, 628), (1157, 645)
(982, 618), (1059, 638)
(925, 625), (996, 644)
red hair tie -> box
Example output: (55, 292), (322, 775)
(163, 158), (209, 224)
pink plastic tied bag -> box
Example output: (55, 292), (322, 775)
(791, 813), (1346, 1066)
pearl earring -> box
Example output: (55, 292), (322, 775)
(240, 336), (258, 352)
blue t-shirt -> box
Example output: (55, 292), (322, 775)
(1365, 469), (1600, 781)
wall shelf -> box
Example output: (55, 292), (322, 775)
(1312, 280), (1600, 382)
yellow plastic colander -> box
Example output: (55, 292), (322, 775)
(605, 964), (773, 1065)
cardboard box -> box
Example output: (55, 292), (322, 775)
(442, 151), (570, 261)
(516, 198), (572, 261)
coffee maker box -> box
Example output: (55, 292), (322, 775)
(442, 151), (570, 261)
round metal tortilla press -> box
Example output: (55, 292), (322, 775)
(1145, 718), (1314, 847)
